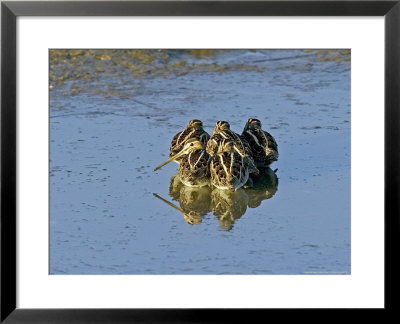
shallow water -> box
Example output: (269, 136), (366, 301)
(50, 49), (350, 274)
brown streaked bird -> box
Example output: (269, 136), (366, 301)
(178, 148), (211, 187)
(210, 141), (254, 192)
(206, 121), (258, 175)
(167, 119), (210, 165)
(206, 121), (247, 157)
(241, 118), (279, 168)
(154, 138), (211, 187)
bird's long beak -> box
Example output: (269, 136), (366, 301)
(153, 150), (186, 172)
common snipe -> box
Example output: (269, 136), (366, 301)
(206, 121), (258, 175)
(241, 118), (279, 168)
(167, 119), (210, 165)
(154, 138), (211, 187)
(210, 141), (254, 192)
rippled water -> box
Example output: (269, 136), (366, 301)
(50, 49), (350, 274)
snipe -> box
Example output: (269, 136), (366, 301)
(241, 118), (279, 168)
(210, 141), (254, 192)
(154, 138), (211, 187)
(167, 119), (210, 165)
(206, 121), (258, 175)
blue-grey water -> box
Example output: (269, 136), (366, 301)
(49, 49), (350, 274)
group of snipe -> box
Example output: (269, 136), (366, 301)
(154, 118), (278, 191)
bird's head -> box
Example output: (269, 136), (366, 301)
(154, 138), (204, 172)
(214, 120), (230, 132)
(244, 118), (262, 130)
(187, 119), (204, 130)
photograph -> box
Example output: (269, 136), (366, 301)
(3, 0), (398, 320)
(49, 49), (351, 275)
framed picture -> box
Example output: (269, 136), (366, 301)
(1, 0), (398, 322)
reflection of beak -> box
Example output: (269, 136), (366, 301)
(153, 150), (186, 172)
(153, 192), (201, 225)
(153, 193), (185, 214)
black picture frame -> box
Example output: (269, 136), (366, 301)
(1, 0), (399, 322)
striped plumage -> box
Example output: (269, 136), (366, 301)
(178, 146), (211, 187)
(241, 118), (279, 168)
(156, 118), (278, 191)
(206, 121), (247, 157)
(169, 119), (210, 163)
(154, 138), (210, 187)
(206, 121), (258, 175)
(210, 141), (251, 192)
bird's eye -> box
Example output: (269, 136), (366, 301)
(190, 143), (194, 146)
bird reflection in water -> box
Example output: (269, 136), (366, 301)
(153, 174), (211, 225)
(153, 168), (278, 230)
(246, 167), (279, 208)
(211, 188), (249, 231)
